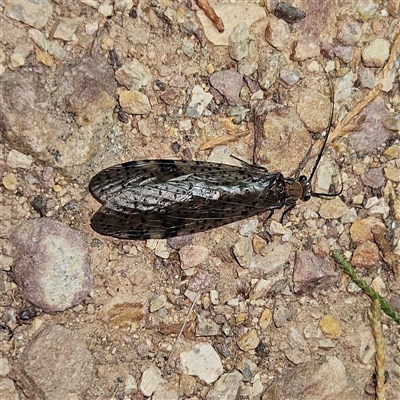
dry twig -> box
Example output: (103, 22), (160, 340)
(378, 30), (400, 79)
(372, 225), (400, 281)
(197, 0), (224, 32)
(199, 130), (250, 151)
(328, 84), (382, 143)
(368, 299), (386, 400)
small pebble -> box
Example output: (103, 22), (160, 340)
(6, 149), (33, 169)
(51, 17), (84, 41)
(291, 36), (320, 61)
(274, 2), (306, 23)
(206, 370), (243, 400)
(319, 315), (342, 339)
(179, 245), (209, 269)
(139, 365), (165, 397)
(237, 329), (260, 351)
(180, 343), (223, 384)
(265, 16), (290, 51)
(362, 38), (390, 67)
(119, 90), (151, 115)
(354, 0), (379, 22)
(10, 53), (24, 68)
(351, 241), (380, 268)
(209, 70), (243, 106)
(319, 197), (349, 219)
(336, 19), (362, 45)
(349, 216), (383, 242)
(229, 22), (249, 61)
(2, 172), (18, 191)
(185, 85), (213, 118)
(384, 167), (400, 182)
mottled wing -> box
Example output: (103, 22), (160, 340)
(89, 160), (287, 239)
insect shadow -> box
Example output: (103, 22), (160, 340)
(89, 80), (341, 240)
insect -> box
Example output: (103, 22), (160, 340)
(90, 81), (336, 240)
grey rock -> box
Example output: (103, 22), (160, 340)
(273, 298), (296, 328)
(293, 251), (338, 294)
(229, 23), (249, 61)
(258, 50), (286, 89)
(11, 218), (92, 313)
(19, 325), (94, 399)
(0, 56), (117, 181)
(347, 98), (393, 155)
(206, 370), (242, 400)
(196, 315), (220, 336)
(4, 0), (52, 29)
(115, 59), (152, 90)
(334, 71), (354, 103)
(210, 70), (243, 106)
(262, 356), (362, 400)
(361, 168), (385, 189)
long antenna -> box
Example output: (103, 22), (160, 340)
(307, 73), (334, 184)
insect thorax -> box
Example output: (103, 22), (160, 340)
(285, 175), (311, 202)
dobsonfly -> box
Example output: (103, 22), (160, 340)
(89, 86), (336, 240)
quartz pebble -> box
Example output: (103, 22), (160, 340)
(139, 365), (165, 397)
(186, 85), (213, 118)
(362, 38), (390, 67)
(6, 149), (33, 169)
(180, 343), (223, 384)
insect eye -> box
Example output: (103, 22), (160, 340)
(299, 175), (308, 183)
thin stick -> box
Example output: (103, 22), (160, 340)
(164, 292), (200, 374)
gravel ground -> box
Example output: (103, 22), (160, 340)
(0, 1), (399, 400)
